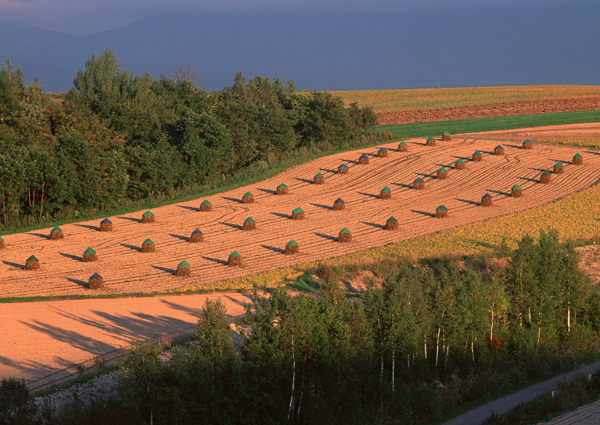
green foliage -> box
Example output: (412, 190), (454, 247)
(0, 377), (37, 425)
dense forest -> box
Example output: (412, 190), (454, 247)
(4, 230), (600, 424)
(0, 50), (378, 231)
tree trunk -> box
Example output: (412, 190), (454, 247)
(424, 335), (428, 360)
(391, 350), (395, 393)
(288, 332), (296, 420)
(435, 327), (441, 368)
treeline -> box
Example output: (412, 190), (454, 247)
(0, 51), (378, 230)
(17, 230), (600, 425)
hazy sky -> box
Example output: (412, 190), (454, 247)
(0, 0), (575, 34)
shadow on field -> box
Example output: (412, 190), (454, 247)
(340, 158), (359, 165)
(270, 212), (291, 219)
(309, 202), (332, 211)
(26, 232), (50, 240)
(314, 232), (337, 242)
(294, 177), (314, 184)
(517, 176), (539, 183)
(59, 252), (82, 262)
(391, 182), (412, 189)
(360, 221), (385, 230)
(117, 216), (141, 223)
(455, 198), (480, 206)
(221, 196), (242, 204)
(415, 172), (435, 179)
(151, 265), (175, 275)
(2, 260), (24, 269)
(202, 256), (228, 266)
(73, 224), (99, 231)
(169, 234), (189, 242)
(320, 168), (338, 174)
(261, 244), (285, 254)
(410, 210), (436, 218)
(176, 205), (199, 212)
(358, 191), (380, 199)
(66, 277), (88, 288)
(120, 243), (142, 252)
(256, 188), (276, 195)
(220, 222), (243, 230)
(486, 189), (511, 197)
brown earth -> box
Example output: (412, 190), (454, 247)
(376, 96), (600, 125)
(2, 124), (600, 299)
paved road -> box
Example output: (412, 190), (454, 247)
(442, 361), (600, 425)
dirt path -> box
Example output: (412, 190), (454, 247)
(2, 124), (600, 298)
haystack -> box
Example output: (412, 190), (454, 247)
(398, 141), (408, 152)
(385, 216), (399, 230)
(292, 207), (305, 220)
(494, 145), (505, 155)
(142, 238), (156, 253)
(83, 247), (98, 262)
(141, 211), (155, 223)
(88, 273), (104, 289)
(472, 151), (482, 162)
(426, 137), (436, 146)
(436, 205), (448, 218)
(523, 139), (533, 149)
(25, 255), (39, 270)
(337, 164), (349, 174)
(436, 167), (448, 179)
(358, 154), (370, 165)
(539, 171), (552, 184)
(200, 200), (213, 211)
(242, 191), (255, 203)
(441, 131), (452, 141)
(228, 251), (243, 267)
(276, 183), (289, 195)
(0, 236), (5, 249)
(243, 217), (256, 230)
(573, 153), (583, 165)
(413, 178), (425, 189)
(332, 198), (346, 211)
(176, 261), (191, 277)
(285, 240), (299, 255)
(313, 173), (325, 185)
(511, 184), (523, 198)
(553, 162), (564, 174)
(481, 193), (493, 207)
(189, 229), (204, 243)
(50, 226), (64, 240)
(380, 186), (392, 199)
(338, 228), (352, 243)
(99, 218), (113, 232)
(377, 148), (389, 157)
(454, 158), (465, 170)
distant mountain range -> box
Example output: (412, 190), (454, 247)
(1, 2), (599, 93)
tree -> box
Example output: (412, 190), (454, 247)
(0, 377), (37, 425)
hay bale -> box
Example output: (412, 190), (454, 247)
(511, 184), (523, 198)
(276, 183), (289, 195)
(413, 178), (425, 189)
(89, 273), (104, 289)
(358, 154), (370, 165)
(200, 200), (213, 211)
(332, 198), (346, 211)
(50, 226), (64, 240)
(99, 218), (113, 232)
(523, 139), (533, 149)
(436, 167), (448, 179)
(189, 229), (204, 243)
(441, 131), (452, 141)
(426, 136), (436, 146)
(0, 236), (5, 250)
(481, 193), (493, 207)
(313, 173), (325, 185)
(494, 145), (505, 155)
(553, 162), (564, 174)
(573, 153), (583, 165)
(243, 217), (256, 230)
(141, 211), (155, 223)
(377, 148), (389, 157)
(472, 151), (482, 162)
(380, 186), (392, 199)
(454, 159), (466, 170)
(25, 255), (39, 270)
(337, 164), (349, 174)
(228, 251), (243, 267)
(141, 238), (156, 253)
(385, 216), (399, 230)
(398, 142), (408, 152)
(539, 171), (552, 184)
(83, 247), (98, 262)
(176, 261), (191, 277)
(292, 208), (305, 220)
(338, 228), (352, 243)
(285, 240), (299, 255)
(242, 191), (254, 204)
(436, 205), (448, 218)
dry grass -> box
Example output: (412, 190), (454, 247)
(285, 244), (299, 255)
(82, 253), (98, 262)
(141, 243), (156, 253)
(25, 259), (39, 270)
(50, 231), (64, 240)
(99, 223), (113, 232)
(481, 195), (493, 207)
(338, 232), (352, 243)
(494, 146), (505, 155)
(540, 172), (552, 184)
(228, 256), (243, 267)
(88, 278), (104, 289)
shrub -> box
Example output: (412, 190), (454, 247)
(441, 131), (452, 141)
(285, 240), (299, 255)
(332, 198), (346, 210)
(436, 167), (448, 179)
(398, 141), (408, 152)
(511, 184), (523, 197)
(50, 226), (64, 240)
(358, 154), (370, 164)
(0, 377), (37, 424)
(189, 229), (204, 243)
(426, 136), (436, 146)
(228, 251), (242, 266)
(292, 208), (305, 220)
(553, 162), (564, 174)
(523, 139), (533, 149)
(454, 158), (465, 169)
(141, 211), (155, 223)
(377, 147), (389, 157)
(380, 186), (392, 199)
(436, 205), (448, 218)
(242, 191), (254, 203)
(573, 153), (583, 165)
(481, 193), (493, 206)
(276, 183), (288, 195)
(338, 227), (352, 242)
(539, 171), (552, 184)
(494, 145), (505, 155)
(413, 178), (425, 189)
(385, 216), (399, 230)
(243, 217), (256, 230)
(200, 199), (213, 211)
(142, 238), (156, 252)
(472, 150), (482, 162)
(313, 173), (325, 185)
(176, 261), (191, 276)
(83, 247), (98, 262)
(89, 272), (104, 289)
(337, 164), (349, 174)
(24, 255), (39, 270)
(99, 218), (113, 231)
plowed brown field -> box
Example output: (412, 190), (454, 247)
(2, 125), (600, 299)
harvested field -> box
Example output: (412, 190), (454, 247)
(1, 125), (600, 298)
